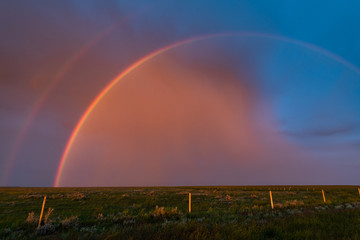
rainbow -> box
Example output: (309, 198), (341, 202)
(0, 8), (148, 185)
(54, 32), (360, 187)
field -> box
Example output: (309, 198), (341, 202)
(1, 186), (360, 239)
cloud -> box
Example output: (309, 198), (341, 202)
(280, 123), (357, 138)
(2, 1), (360, 186)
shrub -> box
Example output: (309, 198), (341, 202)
(97, 213), (104, 221)
(36, 224), (55, 235)
(152, 206), (166, 217)
(26, 212), (38, 225)
(44, 208), (54, 224)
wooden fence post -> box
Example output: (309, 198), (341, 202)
(269, 190), (274, 209)
(322, 189), (326, 203)
(38, 196), (46, 228)
(189, 193), (191, 213)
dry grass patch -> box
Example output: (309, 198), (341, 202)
(66, 192), (87, 200)
(20, 194), (43, 199)
(274, 203), (283, 208)
(151, 206), (180, 218)
(284, 200), (304, 207)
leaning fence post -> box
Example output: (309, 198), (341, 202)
(322, 189), (326, 203)
(269, 190), (274, 209)
(38, 196), (47, 228)
(189, 193), (191, 213)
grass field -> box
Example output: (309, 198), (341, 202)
(1, 186), (360, 239)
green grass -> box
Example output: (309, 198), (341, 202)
(1, 186), (360, 239)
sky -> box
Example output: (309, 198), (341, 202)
(1, 0), (360, 187)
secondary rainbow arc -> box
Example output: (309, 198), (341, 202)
(0, 5), (152, 185)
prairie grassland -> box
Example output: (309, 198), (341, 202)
(1, 186), (360, 239)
